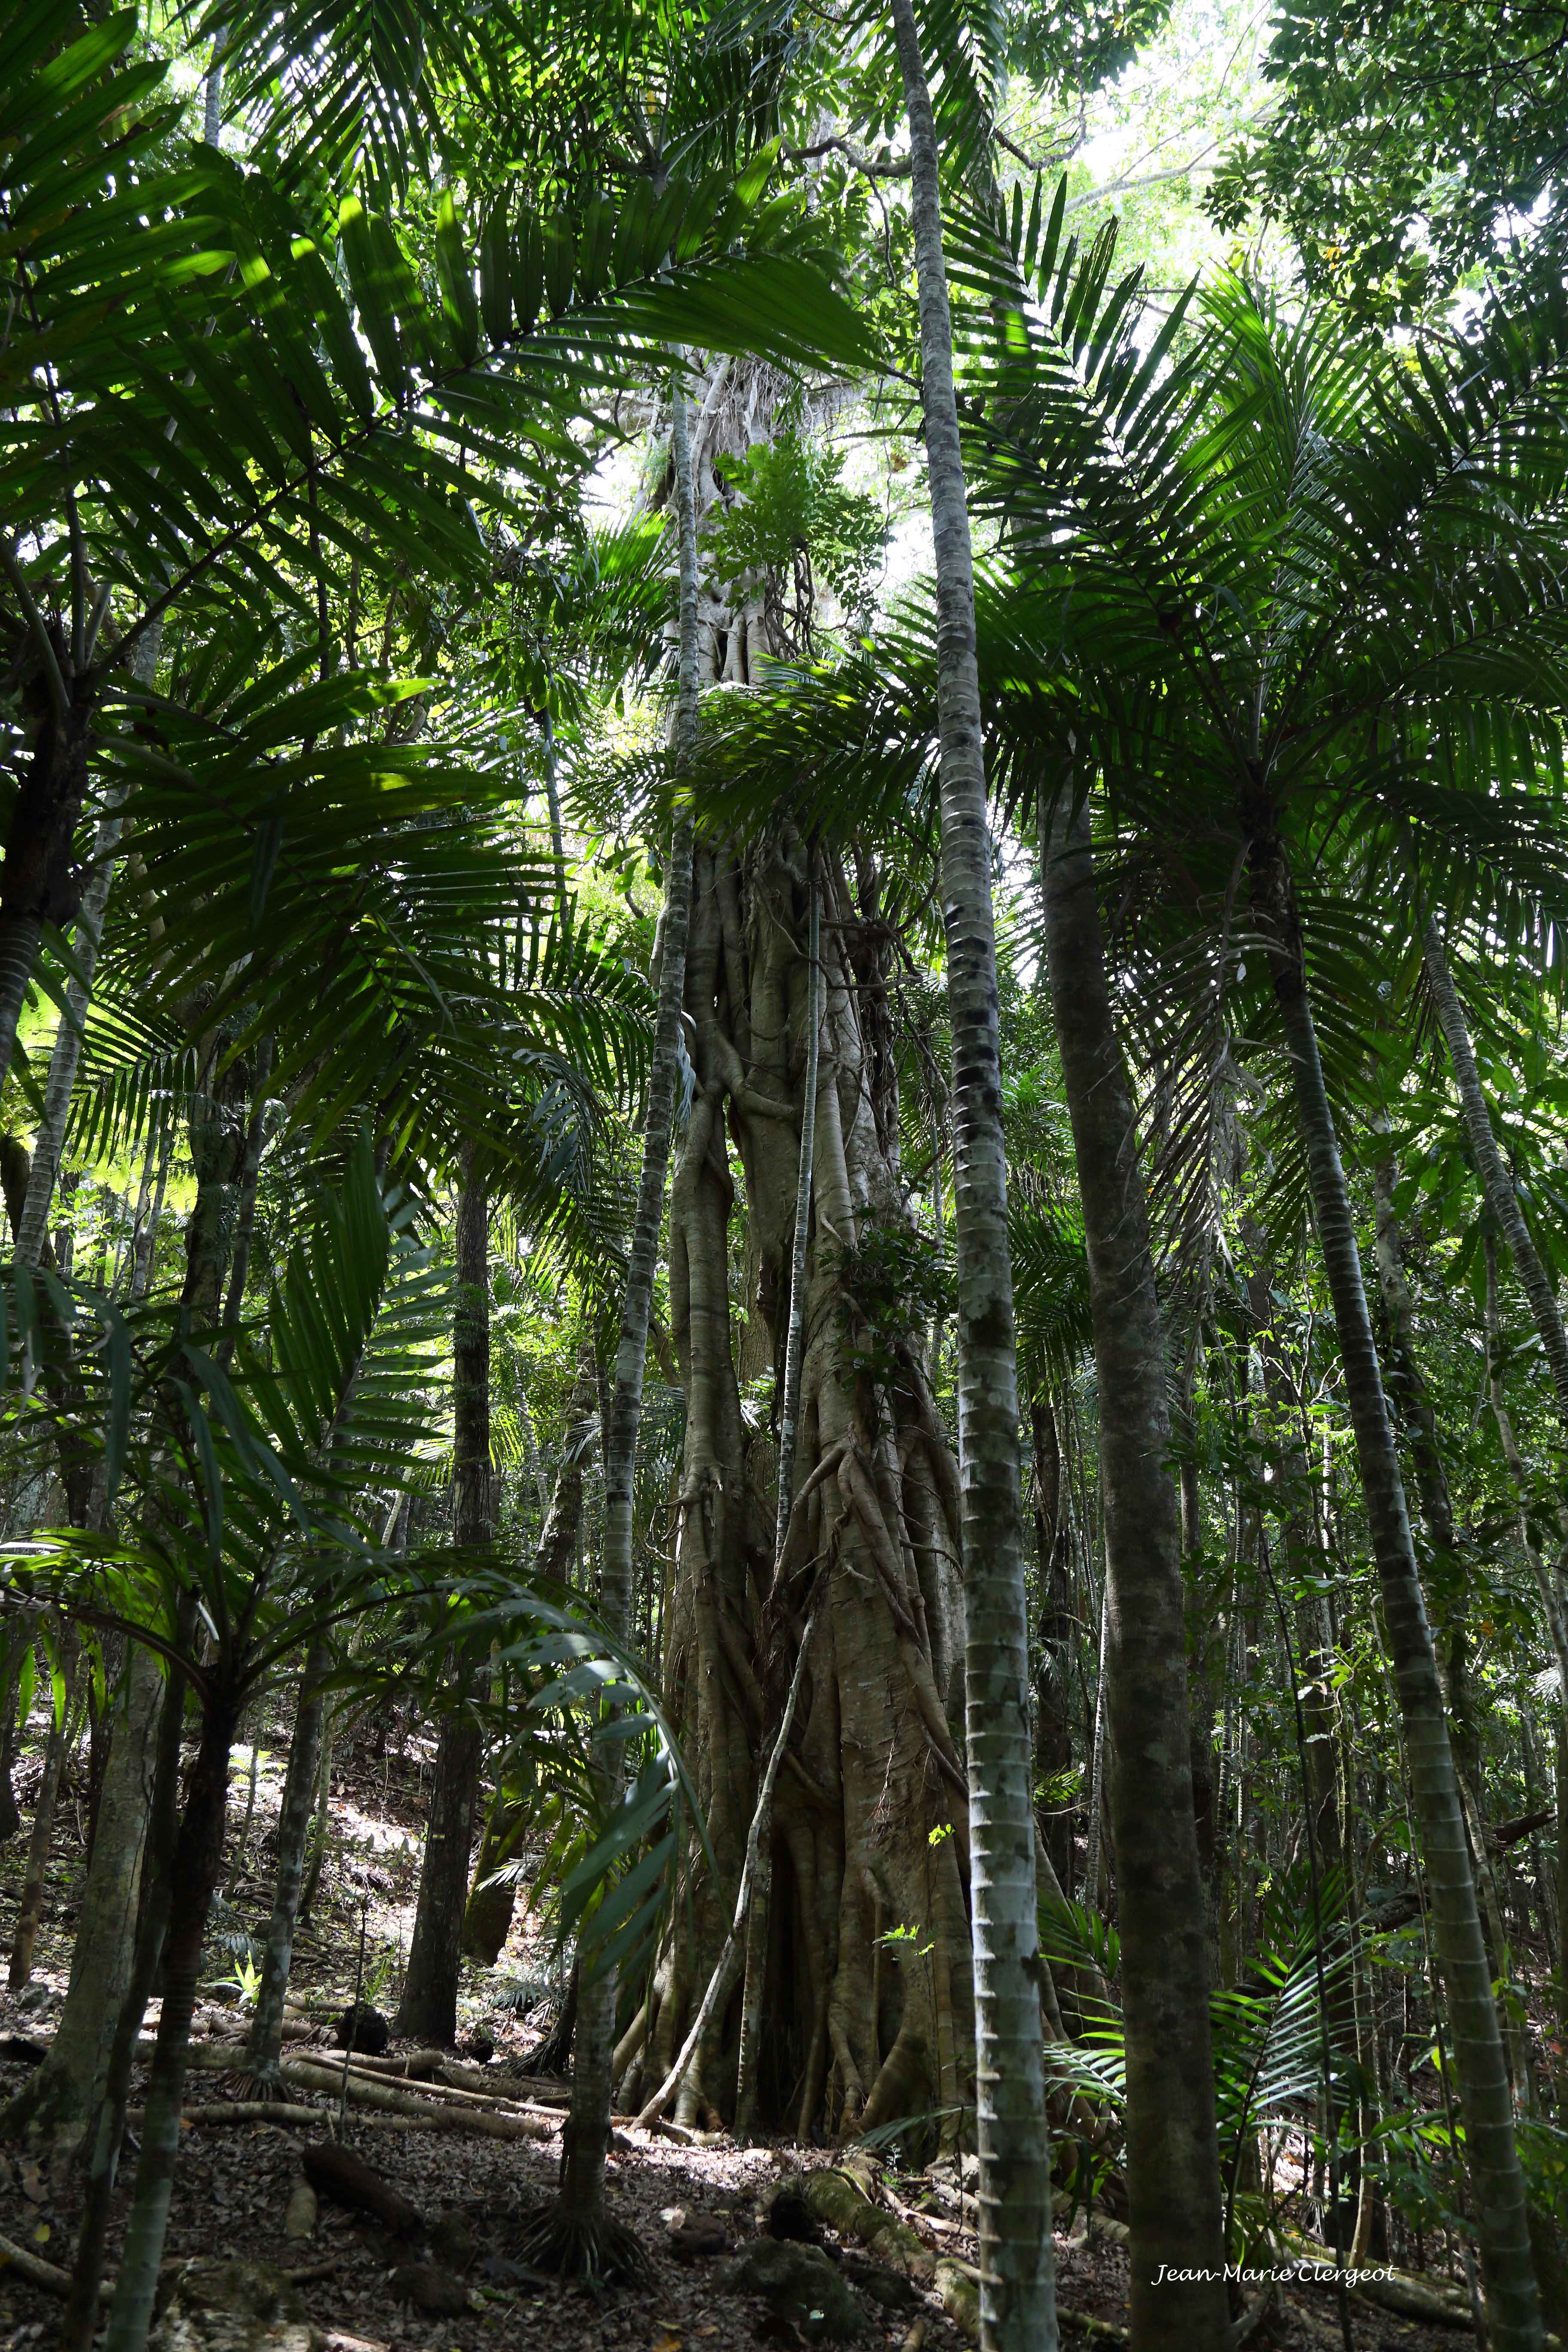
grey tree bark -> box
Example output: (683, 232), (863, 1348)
(1257, 858), (1542, 2352)
(887, 8), (1053, 2341)
(1040, 793), (1230, 2352)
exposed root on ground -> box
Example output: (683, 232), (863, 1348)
(510, 2198), (651, 2285)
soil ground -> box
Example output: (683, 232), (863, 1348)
(0, 1690), (1500, 2352)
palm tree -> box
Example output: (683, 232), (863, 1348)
(950, 212), (1568, 2350)
(886, 9), (1054, 2346)
(531, 362), (698, 2274)
(1038, 789), (1231, 2352)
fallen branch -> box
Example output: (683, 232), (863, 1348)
(0, 2231), (337, 2304)
(128, 2102), (325, 2127)
(279, 2058), (555, 2140)
(1278, 2229), (1472, 2329)
(0, 2232), (108, 2303)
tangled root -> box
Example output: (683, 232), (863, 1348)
(511, 2199), (651, 2285)
(227, 2071), (284, 2100)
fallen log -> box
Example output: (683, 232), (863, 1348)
(279, 2058), (555, 2141)
(302, 2142), (423, 2236)
(1279, 2229), (1472, 2329)
(132, 2102), (325, 2127)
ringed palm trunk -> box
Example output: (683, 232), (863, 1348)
(1040, 793), (1230, 2352)
(888, 6), (1052, 2340)
(1256, 852), (1542, 2352)
(548, 361), (698, 2256)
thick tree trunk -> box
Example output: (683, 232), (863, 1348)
(1424, 916), (1568, 1442)
(3, 1640), (160, 2150)
(650, 840), (977, 2142)
(734, 876), (819, 2138)
(1259, 863), (1542, 2352)
(1041, 793), (1229, 2352)
(888, 9), (1052, 2342)
(247, 1639), (330, 2079)
(551, 360), (698, 2253)
(396, 1724), (481, 2047)
(8, 1623), (80, 1988)
(102, 1697), (236, 2352)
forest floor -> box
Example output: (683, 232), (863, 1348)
(0, 1695), (1509, 2352)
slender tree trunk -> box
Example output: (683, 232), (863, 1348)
(216, 1033), (273, 1365)
(1041, 793), (1229, 2351)
(8, 1623), (79, 1988)
(15, 799), (129, 1268)
(887, 10), (1052, 2342)
(1558, 1713), (1568, 2063)
(395, 1163), (492, 2044)
(61, 1621), (187, 2352)
(1258, 861), (1542, 2352)
(1371, 1144), (1480, 1788)
(247, 1639), (330, 2079)
(551, 356), (698, 2254)
(102, 1697), (237, 2352)
(466, 1360), (600, 1966)
(1424, 917), (1568, 1441)
(1083, 1576), (1109, 1914)
(296, 1711), (334, 1923)
(0, 1637), (24, 1841)
(1032, 1392), (1075, 1896)
(3, 1640), (160, 2150)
